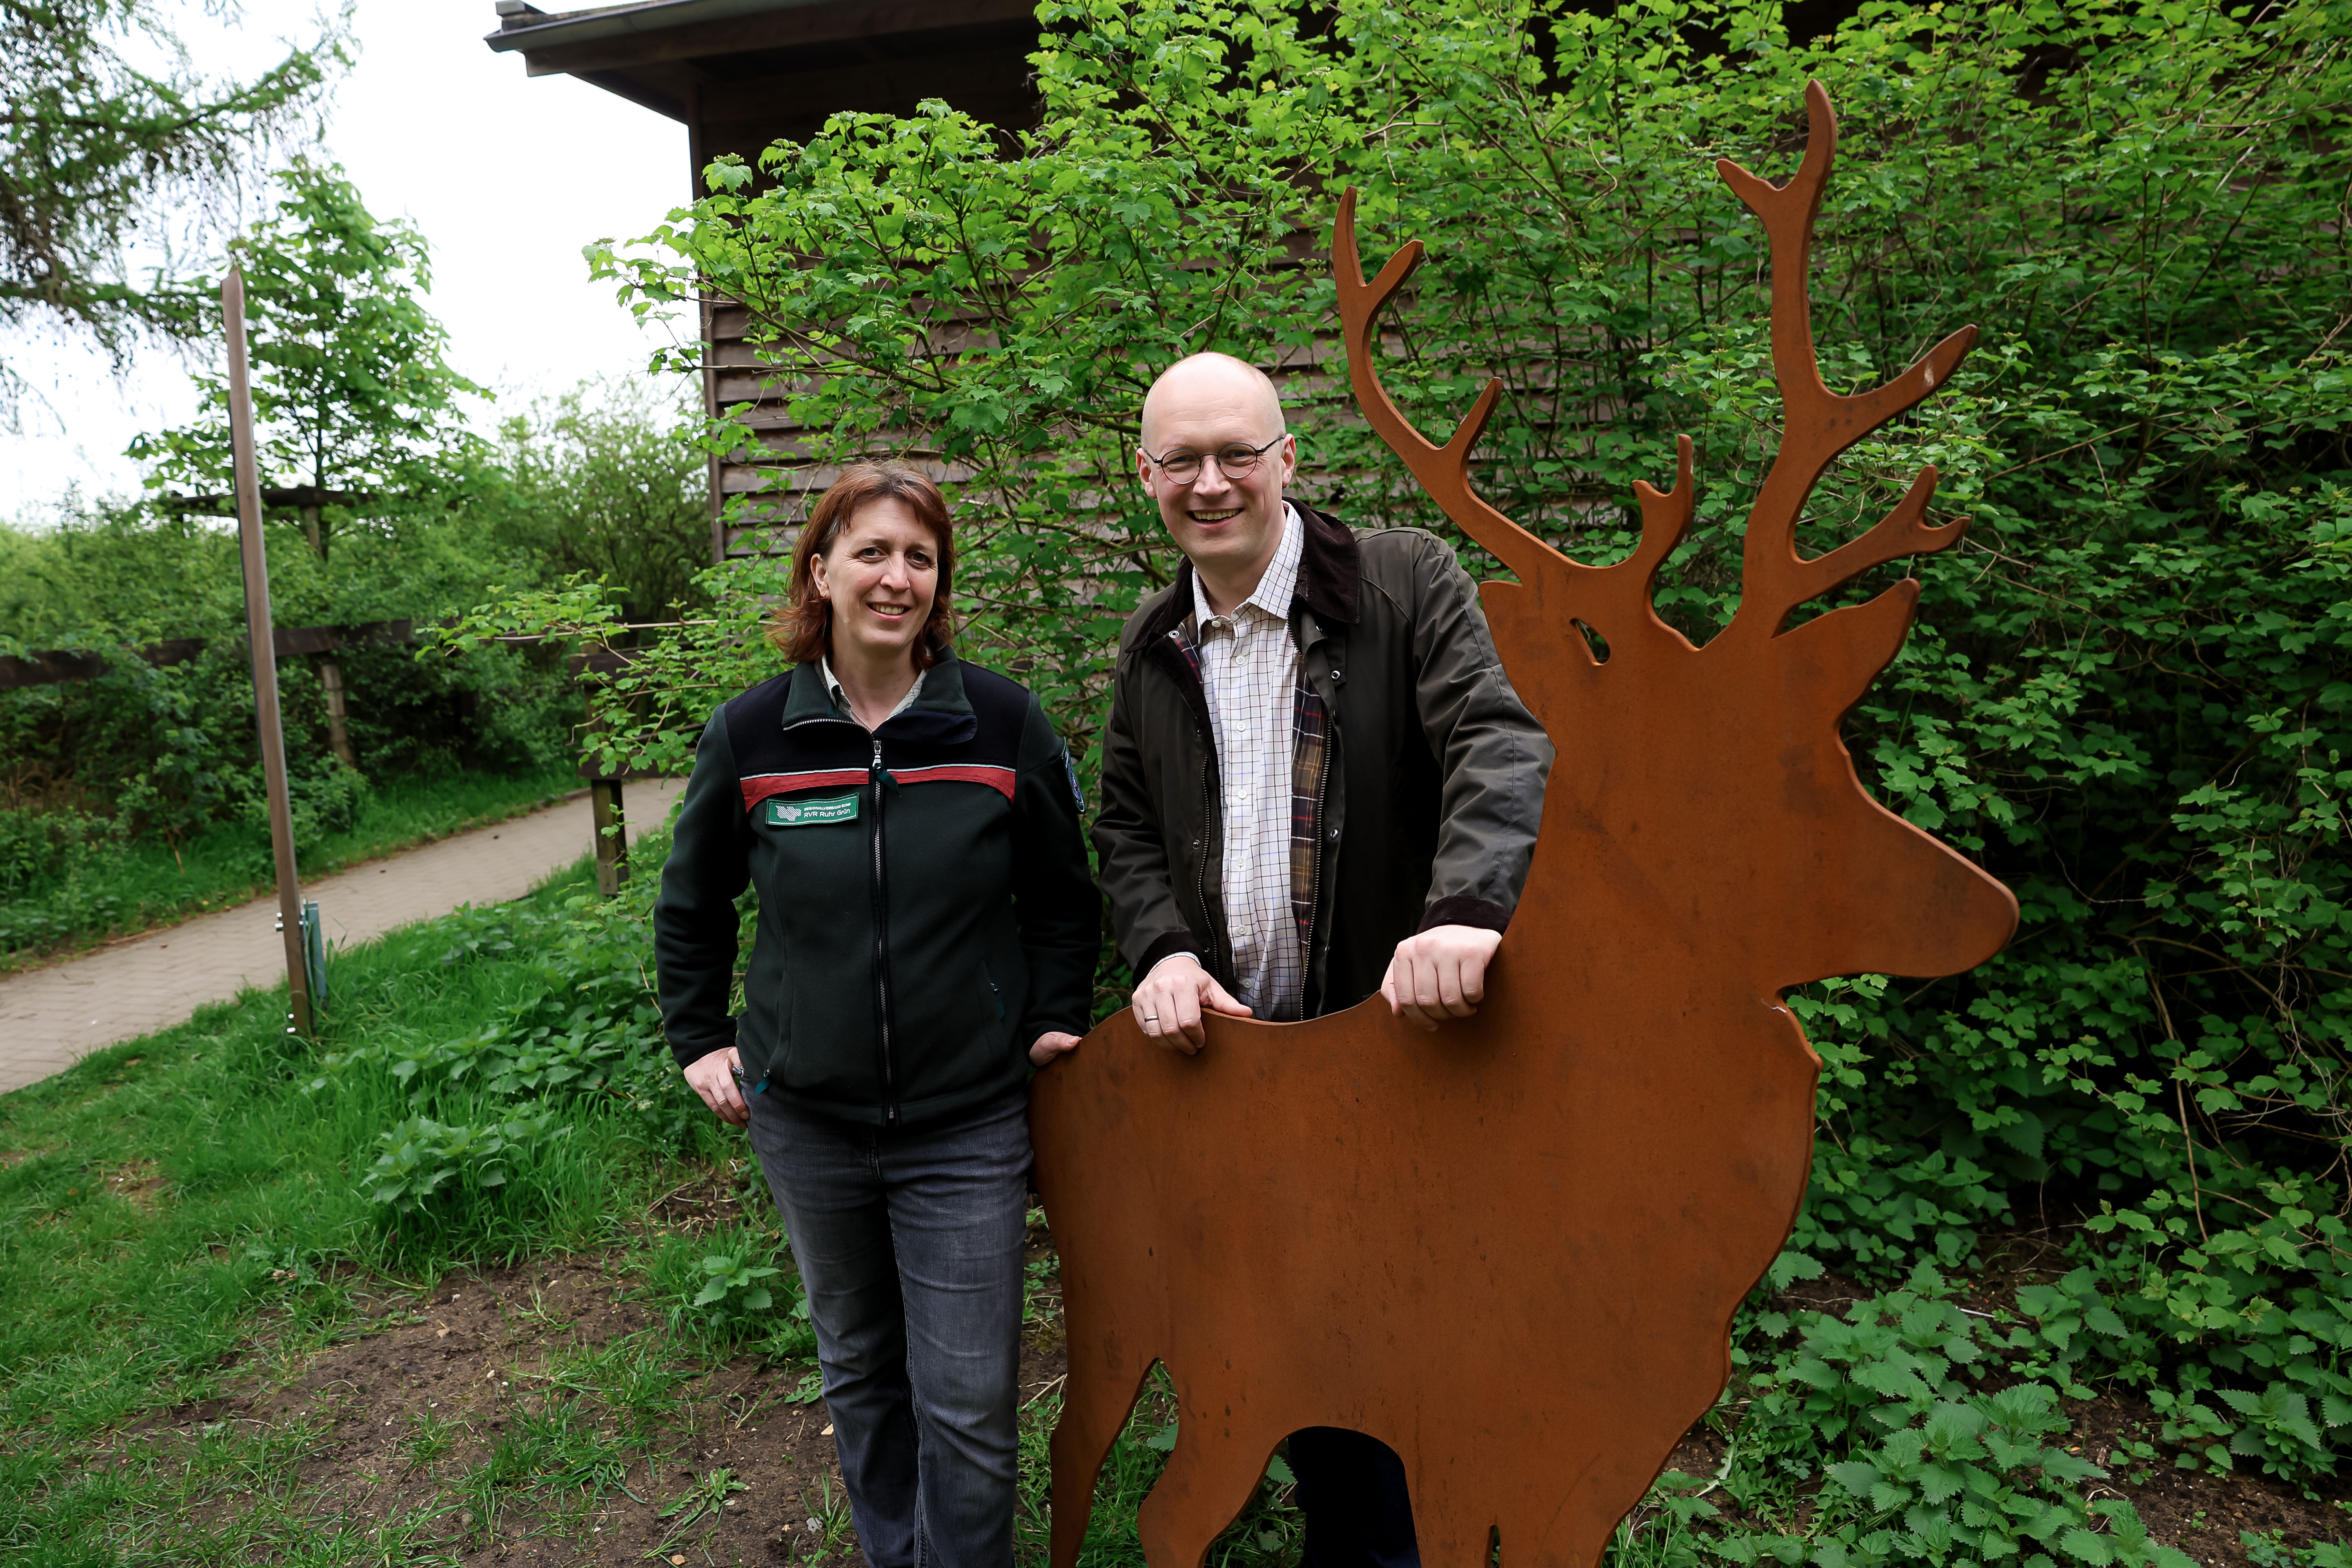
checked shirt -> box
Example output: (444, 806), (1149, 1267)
(1167, 504), (1328, 1023)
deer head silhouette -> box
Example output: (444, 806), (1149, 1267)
(1031, 81), (2019, 1568)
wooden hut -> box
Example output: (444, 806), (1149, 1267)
(485, 0), (1046, 561)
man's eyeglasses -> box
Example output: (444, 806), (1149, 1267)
(1140, 433), (1286, 485)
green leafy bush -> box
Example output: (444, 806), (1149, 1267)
(310, 888), (691, 1141)
(359, 1109), (570, 1215)
(1721, 1275), (2193, 1568)
(0, 806), (109, 896)
(642, 1222), (815, 1355)
(0, 171), (699, 932)
(2244, 1531), (2352, 1568)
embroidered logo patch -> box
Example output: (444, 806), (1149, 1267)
(766, 794), (859, 828)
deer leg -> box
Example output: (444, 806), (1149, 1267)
(1048, 1356), (1154, 1568)
(1512, 1435), (1686, 1568)
(1136, 1416), (1281, 1568)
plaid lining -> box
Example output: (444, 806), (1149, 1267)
(1288, 681), (1328, 959)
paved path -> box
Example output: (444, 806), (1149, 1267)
(0, 779), (686, 1095)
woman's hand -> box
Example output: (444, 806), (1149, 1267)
(1029, 1031), (1082, 1068)
(683, 1045), (749, 1127)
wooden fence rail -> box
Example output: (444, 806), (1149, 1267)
(0, 620), (416, 693)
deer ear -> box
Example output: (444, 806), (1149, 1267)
(1772, 578), (1921, 718)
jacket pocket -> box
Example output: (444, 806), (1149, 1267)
(735, 967), (791, 1091)
(767, 975), (793, 1087)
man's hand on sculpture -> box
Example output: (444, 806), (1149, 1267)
(1132, 953), (1254, 1054)
(683, 1044), (750, 1127)
(1029, 1031), (1083, 1067)
(1382, 924), (1504, 1032)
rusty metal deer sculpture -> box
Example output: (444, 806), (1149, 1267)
(1030, 82), (2020, 1568)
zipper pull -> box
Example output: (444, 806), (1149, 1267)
(871, 737), (899, 791)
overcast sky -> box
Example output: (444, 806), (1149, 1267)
(3, 0), (694, 523)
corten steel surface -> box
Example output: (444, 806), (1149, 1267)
(1029, 83), (2021, 1568)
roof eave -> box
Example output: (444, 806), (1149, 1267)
(483, 0), (829, 57)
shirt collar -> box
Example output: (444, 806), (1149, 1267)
(820, 656), (924, 723)
(1189, 502), (1304, 630)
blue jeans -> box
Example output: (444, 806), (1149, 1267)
(748, 1089), (1031, 1568)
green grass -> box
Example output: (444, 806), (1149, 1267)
(0, 856), (728, 1562)
(0, 763), (581, 969)
(0, 858), (630, 1442)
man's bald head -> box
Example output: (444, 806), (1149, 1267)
(1134, 351), (1298, 612)
(1140, 352), (1285, 451)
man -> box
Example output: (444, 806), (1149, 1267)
(1092, 351), (1553, 1568)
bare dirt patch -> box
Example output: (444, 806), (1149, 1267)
(127, 1250), (1072, 1565)
(2069, 1392), (2351, 1565)
(100, 1156), (166, 1207)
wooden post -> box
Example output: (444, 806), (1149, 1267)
(590, 777), (628, 896)
(224, 265), (314, 1038)
(316, 654), (356, 769)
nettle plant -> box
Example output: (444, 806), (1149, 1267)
(1711, 1274), (2192, 1568)
(359, 1110), (568, 1216)
(322, 882), (708, 1228)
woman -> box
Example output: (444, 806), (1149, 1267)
(653, 462), (1098, 1568)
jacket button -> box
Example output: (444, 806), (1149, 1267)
(1328, 827), (1339, 842)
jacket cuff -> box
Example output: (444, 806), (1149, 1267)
(668, 1031), (736, 1071)
(1136, 932), (1205, 978)
(1419, 895), (1510, 935)
(1022, 1017), (1085, 1049)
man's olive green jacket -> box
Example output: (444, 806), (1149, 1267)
(1093, 504), (1553, 1020)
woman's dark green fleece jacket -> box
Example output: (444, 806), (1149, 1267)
(652, 654), (1099, 1129)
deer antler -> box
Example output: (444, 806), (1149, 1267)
(1332, 189), (1559, 590)
(1717, 81), (1977, 641)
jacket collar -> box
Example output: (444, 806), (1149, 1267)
(782, 650), (978, 744)
(1291, 503), (1362, 626)
(1133, 501), (1361, 651)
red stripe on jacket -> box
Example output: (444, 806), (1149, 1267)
(891, 764), (1016, 800)
(741, 770), (867, 811)
(741, 764), (1017, 812)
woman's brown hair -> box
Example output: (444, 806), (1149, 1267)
(766, 462), (956, 669)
